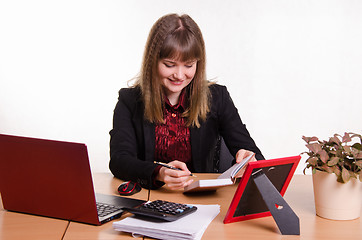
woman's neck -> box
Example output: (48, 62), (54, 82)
(165, 92), (181, 106)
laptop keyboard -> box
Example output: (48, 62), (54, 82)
(96, 202), (122, 217)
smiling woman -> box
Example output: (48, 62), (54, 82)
(109, 13), (264, 190)
(158, 59), (197, 105)
(139, 14), (209, 129)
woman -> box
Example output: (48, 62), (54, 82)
(109, 13), (264, 190)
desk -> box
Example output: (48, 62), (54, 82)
(147, 174), (362, 240)
(1, 173), (361, 240)
(0, 197), (69, 240)
(62, 173), (149, 240)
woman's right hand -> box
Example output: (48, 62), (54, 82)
(155, 160), (194, 190)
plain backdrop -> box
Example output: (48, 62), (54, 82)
(0, 0), (361, 174)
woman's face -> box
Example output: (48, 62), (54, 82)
(157, 58), (197, 104)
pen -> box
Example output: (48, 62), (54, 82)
(154, 161), (196, 177)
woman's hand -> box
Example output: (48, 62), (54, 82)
(156, 160), (194, 190)
(235, 149), (256, 163)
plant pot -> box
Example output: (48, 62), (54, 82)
(312, 170), (362, 220)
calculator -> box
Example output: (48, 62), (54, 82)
(123, 200), (198, 221)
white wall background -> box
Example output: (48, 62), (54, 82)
(1, 0), (361, 174)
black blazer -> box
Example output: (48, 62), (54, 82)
(109, 84), (264, 188)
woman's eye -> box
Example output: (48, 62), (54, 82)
(185, 62), (196, 68)
(164, 63), (174, 68)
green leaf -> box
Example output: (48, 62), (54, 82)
(349, 171), (358, 179)
(306, 143), (322, 154)
(343, 146), (352, 154)
(319, 150), (329, 163)
(333, 167), (341, 176)
(341, 168), (350, 183)
(351, 147), (360, 158)
(307, 156), (318, 166)
(331, 134), (342, 144)
(342, 132), (352, 143)
(352, 143), (362, 151)
(327, 157), (339, 167)
(329, 150), (337, 156)
(302, 136), (318, 143)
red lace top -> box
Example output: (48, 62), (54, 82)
(154, 91), (191, 164)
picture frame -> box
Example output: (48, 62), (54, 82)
(224, 155), (301, 224)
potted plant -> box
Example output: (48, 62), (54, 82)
(302, 132), (362, 220)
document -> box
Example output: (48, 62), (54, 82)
(113, 204), (220, 240)
(183, 154), (255, 192)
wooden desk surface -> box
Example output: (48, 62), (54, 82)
(62, 172), (150, 240)
(149, 174), (362, 240)
(0, 196), (69, 240)
(65, 173), (362, 240)
(1, 173), (361, 240)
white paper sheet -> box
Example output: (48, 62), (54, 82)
(113, 204), (220, 240)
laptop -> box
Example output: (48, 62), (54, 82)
(0, 134), (146, 225)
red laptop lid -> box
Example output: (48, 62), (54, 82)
(0, 134), (100, 225)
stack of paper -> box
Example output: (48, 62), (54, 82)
(113, 204), (220, 240)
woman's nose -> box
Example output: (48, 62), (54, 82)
(173, 67), (186, 80)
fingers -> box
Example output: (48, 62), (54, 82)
(162, 169), (193, 190)
(235, 149), (256, 163)
(163, 175), (193, 190)
(157, 160), (193, 190)
(168, 160), (191, 175)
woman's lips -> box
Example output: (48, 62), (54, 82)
(168, 78), (183, 85)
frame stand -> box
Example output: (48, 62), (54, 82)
(252, 169), (300, 235)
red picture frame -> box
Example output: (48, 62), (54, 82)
(224, 155), (301, 224)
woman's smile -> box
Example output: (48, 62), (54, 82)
(158, 59), (197, 105)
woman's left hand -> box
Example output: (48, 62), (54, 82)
(235, 149), (256, 163)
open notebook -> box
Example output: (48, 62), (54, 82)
(184, 154), (255, 192)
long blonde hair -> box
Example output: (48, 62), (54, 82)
(134, 13), (210, 128)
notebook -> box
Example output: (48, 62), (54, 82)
(0, 134), (146, 225)
(183, 154), (255, 192)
